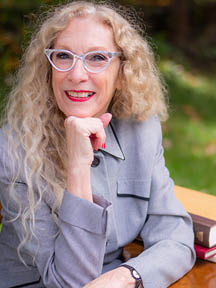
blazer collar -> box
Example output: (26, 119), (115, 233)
(99, 121), (125, 160)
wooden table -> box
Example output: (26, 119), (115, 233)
(123, 242), (216, 288)
(170, 259), (216, 288)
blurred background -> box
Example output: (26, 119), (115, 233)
(0, 0), (216, 195)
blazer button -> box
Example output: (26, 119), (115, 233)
(91, 156), (100, 167)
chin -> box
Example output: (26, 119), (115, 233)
(65, 111), (96, 118)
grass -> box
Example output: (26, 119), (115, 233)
(160, 59), (216, 196)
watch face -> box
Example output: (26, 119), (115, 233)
(132, 269), (141, 279)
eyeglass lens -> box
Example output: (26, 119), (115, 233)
(50, 51), (110, 72)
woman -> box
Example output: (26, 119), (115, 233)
(0, 1), (195, 287)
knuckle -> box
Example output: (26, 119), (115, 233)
(96, 119), (103, 130)
(65, 116), (79, 128)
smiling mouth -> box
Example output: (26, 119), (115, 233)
(65, 90), (95, 102)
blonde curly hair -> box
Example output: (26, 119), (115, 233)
(3, 1), (168, 259)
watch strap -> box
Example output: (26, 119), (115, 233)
(121, 264), (142, 288)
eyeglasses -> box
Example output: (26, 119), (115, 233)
(44, 48), (121, 73)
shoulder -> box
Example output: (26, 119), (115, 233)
(0, 125), (23, 183)
(0, 125), (11, 165)
(110, 116), (164, 179)
(0, 126), (13, 182)
(111, 115), (162, 147)
(0, 125), (9, 150)
(112, 115), (161, 134)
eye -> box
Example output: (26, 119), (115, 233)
(52, 51), (74, 62)
(86, 52), (108, 62)
(55, 52), (70, 59)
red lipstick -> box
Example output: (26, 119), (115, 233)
(65, 90), (95, 102)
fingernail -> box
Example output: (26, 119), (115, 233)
(95, 146), (99, 151)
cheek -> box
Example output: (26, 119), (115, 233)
(96, 78), (111, 102)
(106, 65), (121, 93)
(52, 71), (62, 95)
(96, 69), (119, 96)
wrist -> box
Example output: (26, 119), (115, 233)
(67, 165), (92, 201)
(116, 267), (136, 287)
(121, 265), (142, 288)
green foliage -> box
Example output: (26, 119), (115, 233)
(0, 0), (216, 196)
(151, 33), (173, 58)
(160, 59), (216, 195)
(0, 0), (62, 86)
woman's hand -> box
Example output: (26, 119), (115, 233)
(64, 113), (112, 201)
(83, 267), (136, 288)
(64, 113), (112, 166)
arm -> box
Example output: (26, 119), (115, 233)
(0, 174), (111, 287)
(64, 113), (112, 202)
(122, 119), (196, 288)
(63, 113), (137, 288)
(0, 114), (112, 288)
(83, 267), (137, 288)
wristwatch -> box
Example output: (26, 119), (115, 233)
(121, 264), (142, 288)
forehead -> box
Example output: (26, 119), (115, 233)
(54, 16), (117, 51)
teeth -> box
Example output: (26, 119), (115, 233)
(67, 91), (94, 98)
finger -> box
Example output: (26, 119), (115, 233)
(64, 115), (76, 129)
(93, 127), (106, 151)
(90, 114), (111, 150)
(99, 113), (112, 129)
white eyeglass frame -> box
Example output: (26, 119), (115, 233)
(44, 48), (121, 73)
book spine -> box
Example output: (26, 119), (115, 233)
(194, 244), (216, 260)
(195, 248), (207, 260)
(190, 215), (211, 247)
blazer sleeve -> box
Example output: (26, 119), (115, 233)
(0, 146), (111, 288)
(123, 119), (196, 288)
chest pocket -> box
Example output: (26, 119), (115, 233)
(114, 179), (151, 241)
(117, 179), (151, 200)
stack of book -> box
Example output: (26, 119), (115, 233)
(175, 185), (216, 263)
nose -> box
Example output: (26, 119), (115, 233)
(66, 58), (88, 83)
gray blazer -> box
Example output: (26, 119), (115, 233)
(0, 116), (196, 288)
